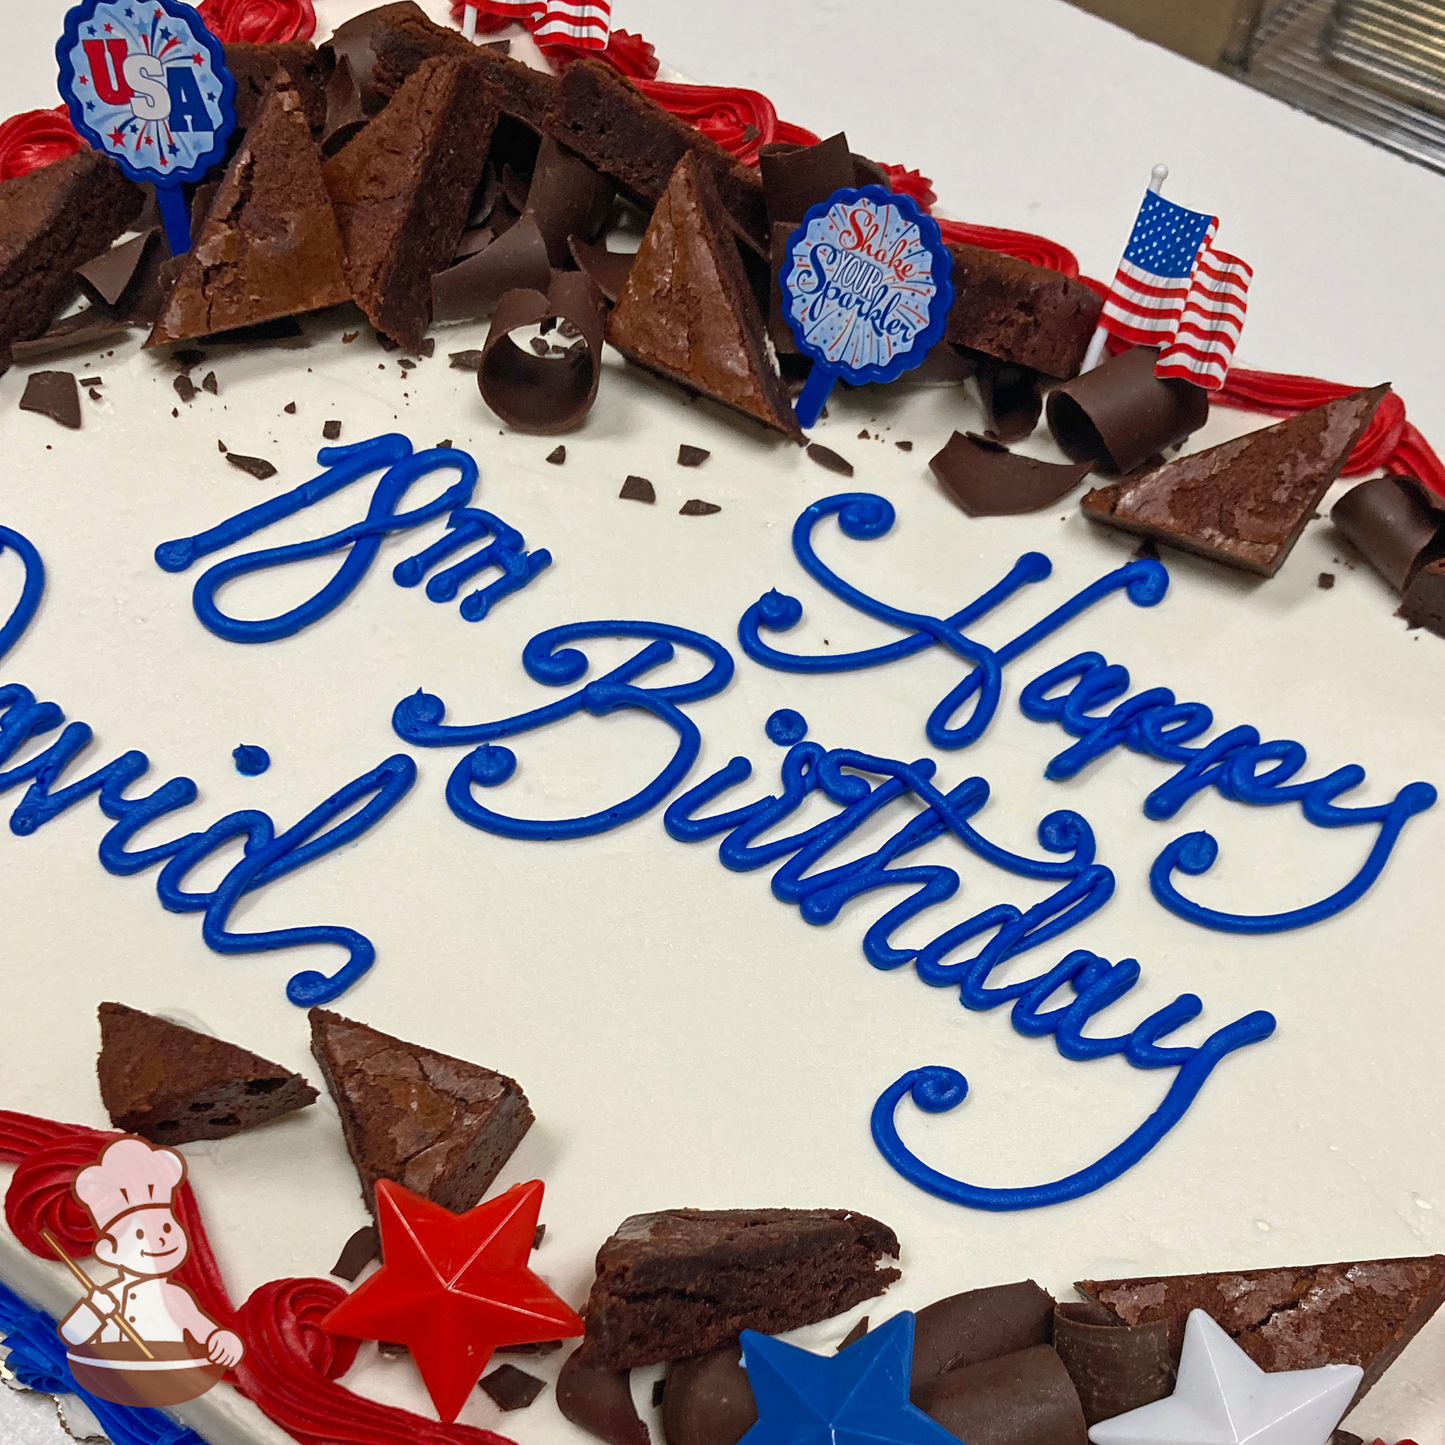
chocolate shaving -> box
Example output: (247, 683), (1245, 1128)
(913, 1281), (1056, 1387)
(78, 229), (161, 308)
(915, 1344), (1087, 1445)
(567, 236), (637, 305)
(1052, 1301), (1173, 1427)
(1331, 474), (1445, 593)
(680, 499), (720, 516)
(79, 376), (101, 387)
(10, 306), (130, 363)
(226, 452), (279, 480)
(895, 440), (913, 452)
(838, 1317), (868, 1351)
(19, 371), (82, 430)
(174, 374), (197, 404)
(760, 132), (855, 230)
(330, 1225), (379, 1282)
(662, 1344), (756, 1445)
(976, 357), (1043, 443)
(449, 349), (485, 371)
(321, 54), (369, 159)
(807, 444), (853, 478)
(557, 1351), (648, 1445)
(1046, 346), (1208, 475)
(620, 476), (655, 503)
(204, 372), (219, 395)
(677, 445), (709, 467)
(478, 271), (605, 435)
(523, 136), (613, 268)
(418, 337), (435, 358)
(432, 215), (552, 323)
(455, 227), (494, 262)
(930, 431), (1092, 516)
(547, 445), (567, 465)
(323, 420), (342, 440)
(479, 1363), (546, 1411)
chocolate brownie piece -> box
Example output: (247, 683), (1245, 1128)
(1403, 556), (1445, 637)
(578, 1207), (900, 1368)
(1078, 1254), (1445, 1409)
(608, 154), (802, 441)
(225, 41), (330, 134)
(1081, 385), (1389, 577)
(324, 55), (497, 351)
(554, 61), (767, 251)
(97, 1001), (318, 1144)
(0, 150), (143, 375)
(149, 78), (350, 345)
(309, 1007), (533, 1217)
(324, 0), (479, 112)
(944, 244), (1102, 379)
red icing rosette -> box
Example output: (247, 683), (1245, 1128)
(195, 0), (317, 44)
(632, 80), (817, 165)
(4, 1133), (114, 1261)
(880, 165), (937, 213)
(0, 107), (85, 183)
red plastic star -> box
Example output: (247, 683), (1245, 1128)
(321, 1179), (583, 1423)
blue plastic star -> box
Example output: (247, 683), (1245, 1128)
(739, 1314), (956, 1445)
(158, 25), (170, 39)
(167, 142), (178, 155)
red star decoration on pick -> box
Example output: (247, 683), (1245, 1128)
(191, 52), (204, 64)
(321, 1179), (583, 1423)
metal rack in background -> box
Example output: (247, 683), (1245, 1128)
(1224, 0), (1445, 172)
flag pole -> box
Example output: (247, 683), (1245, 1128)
(461, 3), (479, 40)
(1079, 163), (1168, 374)
(40, 1228), (155, 1360)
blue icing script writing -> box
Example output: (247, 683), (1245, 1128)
(154, 434), (550, 641)
(737, 492), (1434, 933)
(0, 531), (411, 1004)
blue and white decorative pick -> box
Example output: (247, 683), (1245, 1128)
(1088, 1310), (1362, 1445)
(779, 185), (953, 429)
(56, 0), (237, 257)
(738, 1312), (959, 1445)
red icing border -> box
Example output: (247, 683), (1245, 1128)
(0, 1111), (514, 1445)
(194, 0), (317, 44)
(0, 106), (84, 183)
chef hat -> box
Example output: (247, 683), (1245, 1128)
(73, 1137), (187, 1234)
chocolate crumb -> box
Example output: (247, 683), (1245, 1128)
(449, 349), (485, 371)
(547, 446), (567, 466)
(418, 338), (435, 358)
(377, 334), (400, 352)
(342, 330), (359, 343)
(533, 1224), (545, 1249)
(1132, 538), (1161, 561)
(323, 420), (342, 441)
(284, 401), (296, 414)
(651, 1379), (666, 1407)
(437, 439), (453, 449)
(88, 388), (102, 402)
(480, 1364), (546, 1411)
(807, 444), (853, 478)
(398, 358), (416, 371)
(330, 1225), (379, 1282)
(620, 476), (655, 504)
(558, 320), (581, 340)
(218, 440), (228, 453)
(858, 429), (870, 440)
(171, 408), (179, 418)
(174, 374), (197, 404)
(677, 445), (710, 468)
(79, 376), (101, 387)
(837, 1317), (869, 1351)
(1318, 572), (1336, 590)
(530, 337), (550, 357)
(226, 452), (278, 480)
(895, 440), (913, 452)
(202, 372), (219, 395)
(680, 499), (721, 516)
(20, 371), (82, 430)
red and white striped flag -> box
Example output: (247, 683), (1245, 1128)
(475, 0), (611, 49)
(1153, 245), (1253, 390)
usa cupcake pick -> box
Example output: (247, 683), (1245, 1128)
(56, 0), (237, 257)
(781, 185), (954, 429)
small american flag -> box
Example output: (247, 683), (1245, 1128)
(476, 0), (611, 48)
(1099, 189), (1251, 391)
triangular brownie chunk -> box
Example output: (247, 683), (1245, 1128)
(309, 1007), (533, 1216)
(607, 154), (803, 442)
(1080, 385), (1389, 576)
(147, 77), (350, 346)
(1077, 1255), (1445, 1408)
(322, 55), (497, 351)
(97, 1001), (318, 1143)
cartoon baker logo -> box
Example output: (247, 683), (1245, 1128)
(50, 1136), (243, 1408)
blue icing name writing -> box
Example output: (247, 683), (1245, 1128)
(154, 435), (550, 642)
(737, 493), (1434, 932)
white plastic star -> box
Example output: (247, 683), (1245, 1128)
(1088, 1309), (1362, 1445)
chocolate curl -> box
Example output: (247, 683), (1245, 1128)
(1046, 345), (1209, 475)
(1403, 558), (1445, 638)
(523, 137), (614, 268)
(1331, 474), (1445, 593)
(913, 1344), (1087, 1445)
(1052, 1302), (1174, 1427)
(478, 271), (605, 434)
(556, 1350), (649, 1445)
(469, 165), (504, 229)
(976, 357), (1043, 442)
(930, 432), (1093, 517)
(568, 236), (636, 305)
(320, 54), (368, 158)
(759, 132), (854, 230)
(912, 1281), (1056, 1388)
(431, 214), (551, 322)
(10, 308), (131, 362)
(501, 163), (532, 213)
(662, 1343), (758, 1445)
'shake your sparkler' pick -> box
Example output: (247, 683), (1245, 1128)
(57, 0), (237, 258)
(780, 184), (953, 430)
